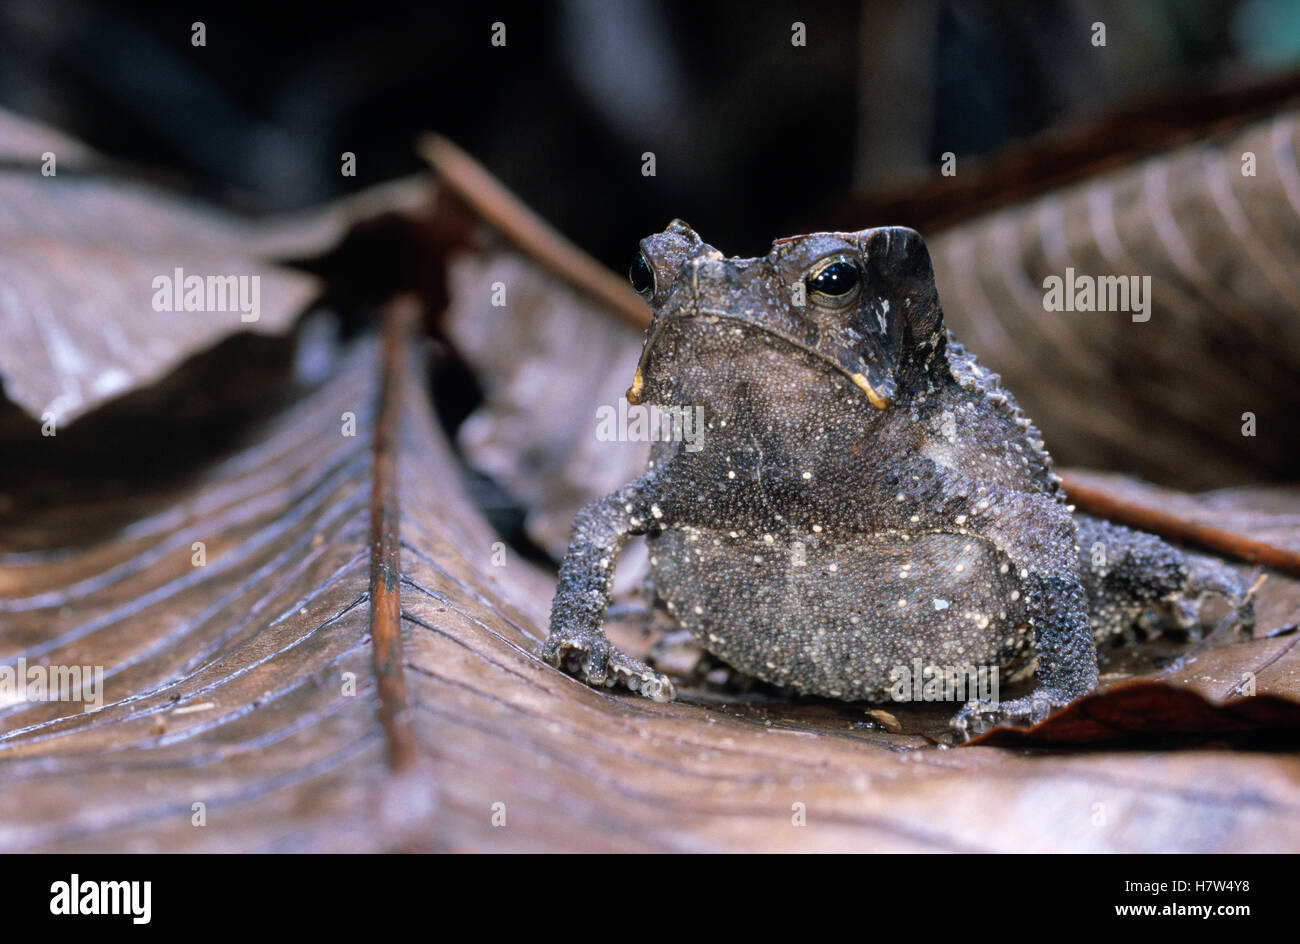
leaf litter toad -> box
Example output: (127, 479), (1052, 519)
(542, 220), (1256, 739)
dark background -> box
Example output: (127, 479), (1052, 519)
(3, 0), (1296, 265)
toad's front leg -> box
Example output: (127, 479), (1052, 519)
(949, 488), (1098, 740)
(542, 476), (676, 701)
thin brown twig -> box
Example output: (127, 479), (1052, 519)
(419, 133), (651, 330)
(370, 295), (421, 771)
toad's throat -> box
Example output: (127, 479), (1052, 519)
(625, 310), (894, 409)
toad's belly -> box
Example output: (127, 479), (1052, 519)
(646, 528), (1033, 701)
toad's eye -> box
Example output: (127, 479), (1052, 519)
(629, 252), (655, 299)
(806, 258), (861, 307)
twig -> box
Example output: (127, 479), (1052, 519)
(419, 133), (651, 330)
(370, 295), (421, 771)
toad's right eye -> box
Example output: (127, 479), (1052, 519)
(629, 252), (655, 299)
(805, 257), (861, 308)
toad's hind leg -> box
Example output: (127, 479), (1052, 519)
(1074, 515), (1257, 644)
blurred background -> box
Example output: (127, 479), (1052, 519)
(4, 0), (1299, 265)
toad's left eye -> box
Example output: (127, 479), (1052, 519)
(806, 259), (861, 307)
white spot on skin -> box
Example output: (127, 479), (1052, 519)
(802, 471), (812, 480)
(651, 505), (663, 519)
(933, 598), (949, 610)
(898, 599), (908, 608)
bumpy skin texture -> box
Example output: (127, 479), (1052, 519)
(542, 221), (1256, 738)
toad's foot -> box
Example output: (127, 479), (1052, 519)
(950, 690), (1063, 742)
(542, 627), (676, 701)
(1171, 562), (1261, 640)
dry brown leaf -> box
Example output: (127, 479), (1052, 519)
(0, 172), (314, 426)
(0, 114), (431, 428)
(929, 111), (1300, 488)
(0, 107), (98, 165)
(443, 250), (648, 556)
(0, 337), (413, 851)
